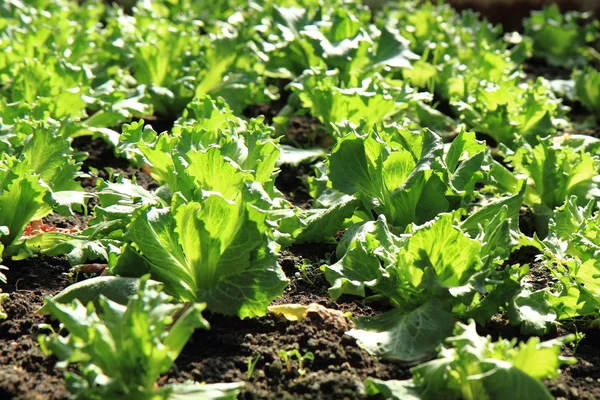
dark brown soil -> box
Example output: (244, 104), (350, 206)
(0, 256), (71, 400)
(138, 115), (177, 135)
(242, 78), (291, 125)
(275, 165), (314, 209)
(569, 125), (600, 139)
(73, 136), (130, 172)
(43, 212), (89, 232)
(566, 101), (600, 137)
(519, 206), (537, 238)
(244, 104), (279, 125)
(168, 309), (410, 400)
(547, 332), (600, 400)
(4, 226), (598, 399)
(40, 136), (160, 231)
(73, 136), (158, 191)
(449, 1), (599, 33)
(475, 132), (499, 148)
(286, 115), (333, 149)
(275, 243), (393, 318)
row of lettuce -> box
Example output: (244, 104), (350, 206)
(1, 0), (600, 399)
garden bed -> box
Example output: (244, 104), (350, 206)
(2, 1), (600, 399)
(2, 113), (600, 398)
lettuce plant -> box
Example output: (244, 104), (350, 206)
(322, 179), (551, 360)
(524, 4), (599, 67)
(573, 67), (600, 117)
(535, 198), (600, 320)
(118, 96), (282, 200)
(383, 1), (510, 96)
(289, 69), (425, 134)
(115, 96), (288, 317)
(0, 123), (86, 248)
(22, 171), (163, 268)
(262, 4), (417, 80)
(508, 139), (600, 237)
(113, 14), (201, 116)
(381, 1), (565, 149)
(326, 125), (489, 232)
(39, 277), (243, 400)
(365, 320), (574, 400)
(386, 2), (504, 65)
(0, 54), (153, 141)
(0, 2), (154, 137)
(29, 97), (291, 314)
(127, 185), (288, 318)
(325, 202), (519, 361)
(542, 196), (599, 263)
(451, 78), (564, 149)
(107, 5), (269, 116)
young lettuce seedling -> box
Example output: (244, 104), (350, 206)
(277, 349), (314, 376)
(38, 277), (243, 400)
(247, 354), (262, 381)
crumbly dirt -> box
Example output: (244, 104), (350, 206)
(518, 206), (537, 238)
(39, 136), (159, 231)
(73, 136), (158, 191)
(167, 310), (411, 400)
(43, 212), (90, 232)
(448, 1), (598, 33)
(242, 78), (291, 125)
(565, 102), (600, 138)
(244, 104), (280, 125)
(0, 256), (71, 400)
(547, 334), (600, 400)
(4, 198), (599, 400)
(286, 115), (333, 149)
(275, 164), (314, 209)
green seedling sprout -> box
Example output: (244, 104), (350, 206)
(277, 349), (314, 376)
(247, 354), (261, 381)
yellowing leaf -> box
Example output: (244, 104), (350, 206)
(268, 304), (308, 321)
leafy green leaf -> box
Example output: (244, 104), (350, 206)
(327, 126), (485, 231)
(508, 288), (557, 335)
(0, 173), (46, 246)
(349, 302), (454, 362)
(364, 378), (421, 400)
(38, 276), (161, 314)
(508, 140), (600, 238)
(290, 69), (420, 133)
